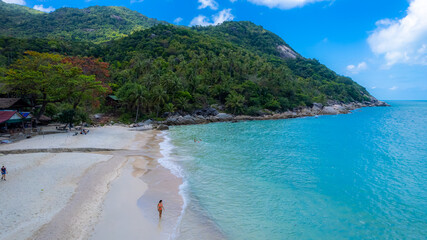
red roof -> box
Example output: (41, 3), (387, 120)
(0, 111), (17, 124)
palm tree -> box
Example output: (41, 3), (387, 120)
(226, 91), (246, 114)
(151, 85), (168, 117)
(128, 84), (147, 122)
(117, 82), (147, 122)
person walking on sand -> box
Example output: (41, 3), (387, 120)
(1, 166), (7, 181)
(157, 200), (165, 219)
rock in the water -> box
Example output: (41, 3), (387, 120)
(156, 124), (169, 130)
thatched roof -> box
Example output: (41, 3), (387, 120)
(0, 98), (31, 109)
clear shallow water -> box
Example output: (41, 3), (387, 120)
(166, 101), (427, 240)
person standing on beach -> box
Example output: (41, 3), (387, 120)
(157, 200), (165, 219)
(1, 166), (7, 181)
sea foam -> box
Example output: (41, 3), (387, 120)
(158, 132), (189, 240)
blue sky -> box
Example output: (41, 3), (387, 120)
(3, 0), (427, 100)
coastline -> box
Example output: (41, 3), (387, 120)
(0, 101), (390, 240)
(132, 100), (389, 128)
(0, 126), (184, 240)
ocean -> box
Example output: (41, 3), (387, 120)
(160, 101), (427, 240)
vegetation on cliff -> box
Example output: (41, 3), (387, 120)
(0, 3), (374, 123)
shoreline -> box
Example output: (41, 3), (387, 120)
(0, 126), (184, 240)
(131, 101), (389, 129)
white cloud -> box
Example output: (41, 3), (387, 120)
(247, 0), (324, 10)
(375, 18), (395, 27)
(174, 17), (183, 24)
(389, 86), (398, 91)
(130, 0), (144, 3)
(190, 9), (234, 26)
(2, 0), (26, 5)
(33, 4), (55, 13)
(198, 0), (218, 10)
(190, 15), (211, 26)
(213, 9), (234, 25)
(230, 0), (238, 2)
(368, 0), (427, 66)
(346, 61), (368, 74)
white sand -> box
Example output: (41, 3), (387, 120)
(0, 126), (138, 151)
(90, 157), (168, 240)
(0, 126), (179, 240)
(0, 152), (111, 240)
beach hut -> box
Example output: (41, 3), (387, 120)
(38, 115), (52, 125)
(0, 98), (31, 111)
(20, 112), (35, 128)
(0, 110), (25, 130)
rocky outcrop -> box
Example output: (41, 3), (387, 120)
(128, 100), (389, 130)
(276, 45), (298, 59)
(192, 107), (219, 117)
(215, 113), (233, 120)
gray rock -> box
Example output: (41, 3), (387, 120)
(321, 106), (339, 115)
(215, 113), (233, 120)
(181, 115), (196, 124)
(144, 119), (153, 125)
(276, 45), (298, 59)
(299, 107), (315, 116)
(313, 103), (323, 109)
(135, 119), (153, 127)
(193, 107), (219, 117)
(131, 124), (154, 131)
(312, 103), (323, 113)
(333, 105), (349, 114)
(166, 115), (198, 125)
(93, 113), (103, 119)
(156, 124), (169, 130)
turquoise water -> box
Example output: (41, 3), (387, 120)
(166, 101), (427, 239)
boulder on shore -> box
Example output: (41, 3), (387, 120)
(192, 107), (219, 117)
(156, 124), (169, 130)
(321, 106), (339, 115)
(215, 113), (233, 120)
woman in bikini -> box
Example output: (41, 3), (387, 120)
(157, 200), (165, 219)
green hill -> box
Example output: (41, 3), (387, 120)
(0, 3), (378, 119)
(103, 24), (372, 114)
(0, 2), (166, 43)
(194, 21), (300, 59)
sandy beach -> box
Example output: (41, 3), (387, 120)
(0, 126), (182, 240)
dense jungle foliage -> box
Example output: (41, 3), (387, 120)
(0, 3), (373, 123)
(0, 1), (166, 43)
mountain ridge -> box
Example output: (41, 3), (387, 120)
(0, 2), (167, 43)
(0, 2), (385, 120)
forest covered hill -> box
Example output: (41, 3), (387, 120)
(0, 1), (166, 43)
(0, 2), (378, 123)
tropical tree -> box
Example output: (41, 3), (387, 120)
(151, 85), (168, 117)
(0, 51), (76, 120)
(116, 82), (148, 122)
(0, 51), (110, 120)
(226, 91), (246, 114)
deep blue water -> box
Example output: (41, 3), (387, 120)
(167, 101), (427, 240)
